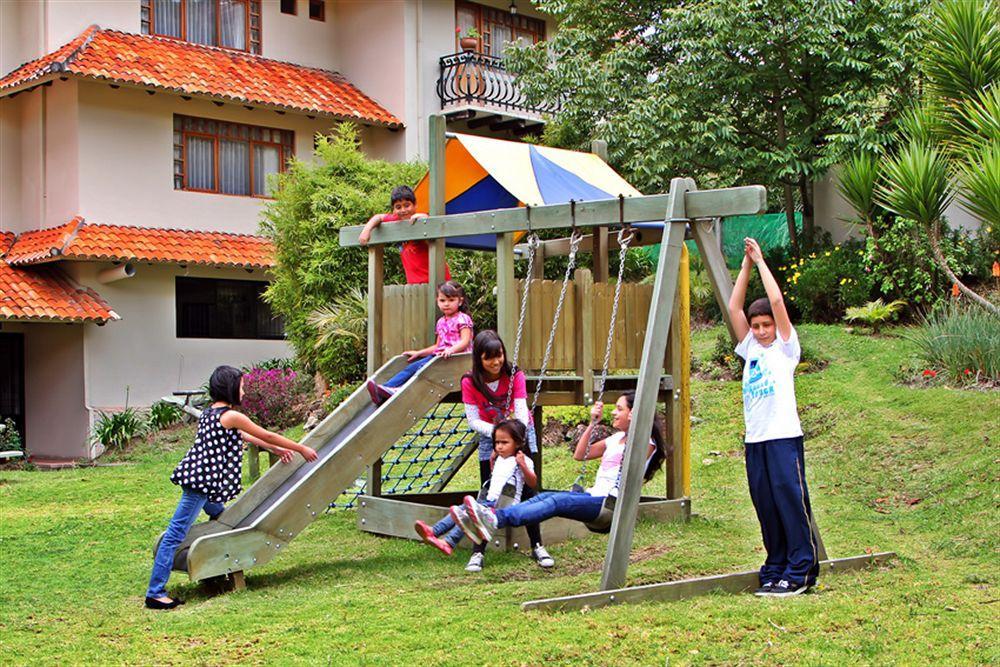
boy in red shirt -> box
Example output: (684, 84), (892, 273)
(358, 185), (451, 284)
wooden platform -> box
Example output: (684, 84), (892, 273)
(357, 491), (690, 552)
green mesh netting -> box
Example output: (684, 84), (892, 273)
(331, 402), (478, 509)
(641, 213), (802, 269)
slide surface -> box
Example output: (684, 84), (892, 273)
(173, 355), (467, 582)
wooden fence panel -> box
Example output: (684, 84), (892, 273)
(383, 285), (433, 358)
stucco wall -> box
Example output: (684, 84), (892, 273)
(64, 262), (292, 409)
(0, 0), (43, 78)
(0, 96), (24, 233)
(2, 321), (91, 460)
(261, 0), (339, 70)
(75, 81), (386, 232)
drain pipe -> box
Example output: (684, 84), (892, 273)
(97, 262), (136, 283)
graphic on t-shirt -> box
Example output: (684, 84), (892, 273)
(744, 356), (776, 402)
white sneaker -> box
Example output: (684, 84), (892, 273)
(532, 545), (555, 568)
(465, 552), (484, 572)
(463, 495), (497, 543)
(449, 505), (482, 545)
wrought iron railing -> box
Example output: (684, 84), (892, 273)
(437, 51), (559, 117)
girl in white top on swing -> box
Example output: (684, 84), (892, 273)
(454, 391), (667, 547)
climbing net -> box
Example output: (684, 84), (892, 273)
(331, 402), (478, 509)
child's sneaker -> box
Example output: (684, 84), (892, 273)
(760, 579), (809, 597)
(753, 581), (776, 596)
(465, 552), (484, 572)
(449, 505), (482, 545)
(366, 380), (392, 406)
(463, 496), (497, 543)
(414, 520), (452, 556)
(532, 545), (555, 568)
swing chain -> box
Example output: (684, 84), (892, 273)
(505, 232), (540, 413)
(529, 229), (584, 414)
(572, 223), (635, 488)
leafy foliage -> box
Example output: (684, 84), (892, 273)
(240, 367), (309, 430)
(147, 401), (184, 431)
(508, 0), (927, 245)
(91, 408), (148, 450)
(777, 242), (876, 322)
(907, 303), (1000, 383)
(260, 124), (425, 383)
(307, 286), (368, 352)
(844, 299), (908, 333)
(0, 417), (22, 451)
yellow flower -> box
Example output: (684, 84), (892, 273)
(825, 251), (831, 257)
(839, 278), (847, 285)
(789, 296), (796, 301)
(810, 253), (817, 259)
(779, 266), (786, 271)
(858, 250), (864, 256)
(835, 245), (841, 251)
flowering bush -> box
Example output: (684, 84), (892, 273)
(240, 367), (309, 429)
(0, 417), (22, 451)
(906, 303), (1000, 387)
(778, 241), (876, 323)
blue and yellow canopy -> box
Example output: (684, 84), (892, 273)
(413, 133), (642, 250)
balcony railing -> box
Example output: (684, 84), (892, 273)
(437, 51), (559, 119)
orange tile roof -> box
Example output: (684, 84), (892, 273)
(0, 26), (401, 128)
(1, 235), (118, 323)
(6, 218), (276, 269)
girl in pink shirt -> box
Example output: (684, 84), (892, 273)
(367, 281), (473, 404)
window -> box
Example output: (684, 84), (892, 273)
(280, 0), (296, 15)
(176, 277), (284, 339)
(141, 0), (262, 54)
(308, 0), (324, 21)
(456, 1), (545, 58)
(173, 115), (294, 198)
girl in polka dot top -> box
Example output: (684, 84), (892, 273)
(145, 365), (318, 610)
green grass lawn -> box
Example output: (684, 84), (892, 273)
(1, 325), (997, 665)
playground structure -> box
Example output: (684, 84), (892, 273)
(166, 114), (893, 607)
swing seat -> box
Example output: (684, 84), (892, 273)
(584, 495), (616, 534)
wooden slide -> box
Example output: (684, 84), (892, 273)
(165, 354), (469, 583)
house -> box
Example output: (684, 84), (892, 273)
(0, 0), (557, 462)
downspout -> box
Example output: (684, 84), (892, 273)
(40, 0), (48, 228)
(415, 0), (423, 159)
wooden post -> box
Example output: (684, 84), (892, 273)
(530, 241), (545, 280)
(664, 244), (690, 499)
(497, 232), (517, 345)
(533, 405), (543, 487)
(427, 114), (447, 338)
(247, 445), (260, 482)
(574, 268), (595, 405)
(691, 219), (737, 342)
(366, 246), (384, 376)
(591, 140), (609, 283)
(600, 177), (692, 592)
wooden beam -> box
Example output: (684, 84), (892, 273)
(522, 552), (897, 613)
(516, 229), (657, 257)
(574, 268), (595, 405)
(530, 241), (545, 280)
(664, 243), (690, 499)
(428, 114), (447, 338)
(690, 219), (737, 341)
(591, 140), (610, 283)
(338, 187), (767, 247)
(496, 232), (517, 345)
(366, 246), (384, 376)
(600, 178), (691, 592)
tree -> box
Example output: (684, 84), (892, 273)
(839, 0), (999, 315)
(508, 0), (927, 249)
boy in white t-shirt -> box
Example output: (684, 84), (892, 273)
(728, 237), (819, 597)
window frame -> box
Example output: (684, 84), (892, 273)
(175, 276), (285, 340)
(173, 115), (294, 199)
(308, 0), (325, 21)
(455, 0), (545, 57)
(142, 0), (262, 54)
(280, 0), (296, 15)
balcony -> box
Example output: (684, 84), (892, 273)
(437, 51), (557, 135)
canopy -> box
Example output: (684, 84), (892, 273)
(413, 133), (642, 250)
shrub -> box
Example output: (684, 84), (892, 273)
(148, 401), (184, 431)
(245, 357), (299, 372)
(0, 417), (22, 451)
(844, 299), (908, 334)
(240, 367), (309, 430)
(261, 123), (425, 384)
(778, 241), (876, 323)
(907, 303), (1000, 385)
(91, 408), (148, 450)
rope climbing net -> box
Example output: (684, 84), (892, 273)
(331, 402), (477, 508)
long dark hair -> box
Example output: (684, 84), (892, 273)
(620, 391), (668, 482)
(437, 280), (470, 314)
(466, 330), (514, 407)
(209, 365), (242, 406)
(492, 419), (528, 454)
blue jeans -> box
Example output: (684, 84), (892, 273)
(494, 490), (604, 528)
(745, 436), (819, 586)
(147, 486), (224, 598)
(432, 499), (496, 547)
(384, 355), (434, 388)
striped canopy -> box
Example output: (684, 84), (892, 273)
(413, 133), (642, 250)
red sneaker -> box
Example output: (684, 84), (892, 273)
(367, 380), (392, 406)
(414, 520), (453, 556)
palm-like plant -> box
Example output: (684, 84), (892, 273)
(839, 0), (1000, 316)
(844, 298), (908, 334)
(307, 286), (368, 351)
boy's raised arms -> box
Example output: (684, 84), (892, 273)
(728, 253), (753, 342)
(746, 238), (793, 342)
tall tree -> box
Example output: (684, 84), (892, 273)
(508, 0), (926, 249)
